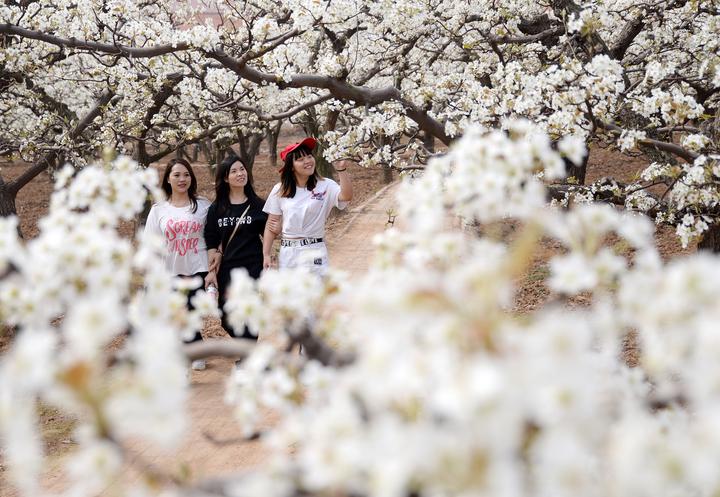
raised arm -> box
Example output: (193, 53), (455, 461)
(334, 159), (353, 202)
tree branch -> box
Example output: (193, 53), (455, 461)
(183, 338), (256, 361)
(8, 90), (117, 195)
(0, 68), (78, 123)
(488, 26), (565, 45)
(233, 93), (334, 121)
(146, 122), (238, 163)
(136, 73), (185, 165)
(598, 120), (699, 163)
(290, 326), (355, 367)
(610, 16), (644, 60)
(208, 50), (452, 145)
(0, 23), (191, 57)
(237, 28), (301, 65)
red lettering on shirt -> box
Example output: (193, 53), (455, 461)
(165, 218), (202, 254)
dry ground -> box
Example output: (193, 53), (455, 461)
(513, 146), (694, 314)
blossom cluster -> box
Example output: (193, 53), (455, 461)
(2, 122), (720, 497)
(216, 122), (720, 497)
(0, 0), (719, 493)
(3, 0), (718, 246)
(0, 156), (219, 496)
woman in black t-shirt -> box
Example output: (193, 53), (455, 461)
(204, 155), (269, 339)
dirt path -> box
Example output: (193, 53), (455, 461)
(22, 182), (401, 496)
(326, 181), (399, 276)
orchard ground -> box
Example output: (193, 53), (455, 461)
(0, 140), (694, 495)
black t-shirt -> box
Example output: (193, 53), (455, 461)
(204, 198), (267, 272)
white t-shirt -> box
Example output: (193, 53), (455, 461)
(263, 178), (348, 238)
(144, 198), (211, 276)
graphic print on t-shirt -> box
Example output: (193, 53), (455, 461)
(263, 179), (346, 239)
(144, 198), (211, 276)
(165, 217), (203, 255)
(217, 215), (253, 227)
(310, 190), (326, 201)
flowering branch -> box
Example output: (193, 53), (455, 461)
(207, 50), (452, 144)
(598, 120), (699, 163)
(136, 74), (185, 166)
(8, 90), (117, 196)
(0, 23), (191, 57)
(232, 93), (334, 121)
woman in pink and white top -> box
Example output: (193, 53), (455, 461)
(144, 158), (211, 369)
(262, 137), (353, 275)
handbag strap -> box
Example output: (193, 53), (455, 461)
(221, 202), (252, 255)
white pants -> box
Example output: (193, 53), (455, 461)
(279, 242), (329, 276)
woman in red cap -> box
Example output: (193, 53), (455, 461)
(262, 137), (352, 274)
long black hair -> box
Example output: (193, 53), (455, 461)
(280, 144), (322, 198)
(161, 158), (199, 213)
(214, 154), (262, 216)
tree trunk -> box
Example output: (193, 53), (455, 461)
(325, 110), (339, 135)
(136, 137), (149, 167)
(211, 141), (223, 166)
(191, 143), (199, 162)
(233, 129), (264, 186)
(422, 131), (435, 153)
(566, 153), (588, 185)
(199, 139), (211, 163)
(383, 166), (393, 184)
(380, 135), (394, 184)
(267, 121), (283, 170)
(699, 223), (720, 253)
(0, 185), (17, 218)
(0, 175), (21, 237)
(300, 109), (334, 178)
(176, 146), (189, 160)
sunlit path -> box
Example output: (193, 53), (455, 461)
(326, 181), (399, 277)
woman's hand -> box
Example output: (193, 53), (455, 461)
(263, 254), (275, 270)
(334, 160), (353, 202)
(204, 271), (218, 289)
(208, 250), (222, 273)
(333, 159), (351, 172)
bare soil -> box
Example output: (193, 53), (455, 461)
(513, 146), (694, 316)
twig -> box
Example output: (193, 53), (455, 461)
(184, 338), (257, 361)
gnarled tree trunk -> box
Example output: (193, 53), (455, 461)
(422, 130), (435, 154)
(0, 173), (21, 237)
(233, 129), (264, 186)
(300, 108), (334, 178)
(566, 153), (588, 185)
(0, 180), (17, 217)
(266, 121), (283, 170)
(699, 224), (720, 253)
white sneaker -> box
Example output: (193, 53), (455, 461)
(191, 359), (206, 371)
